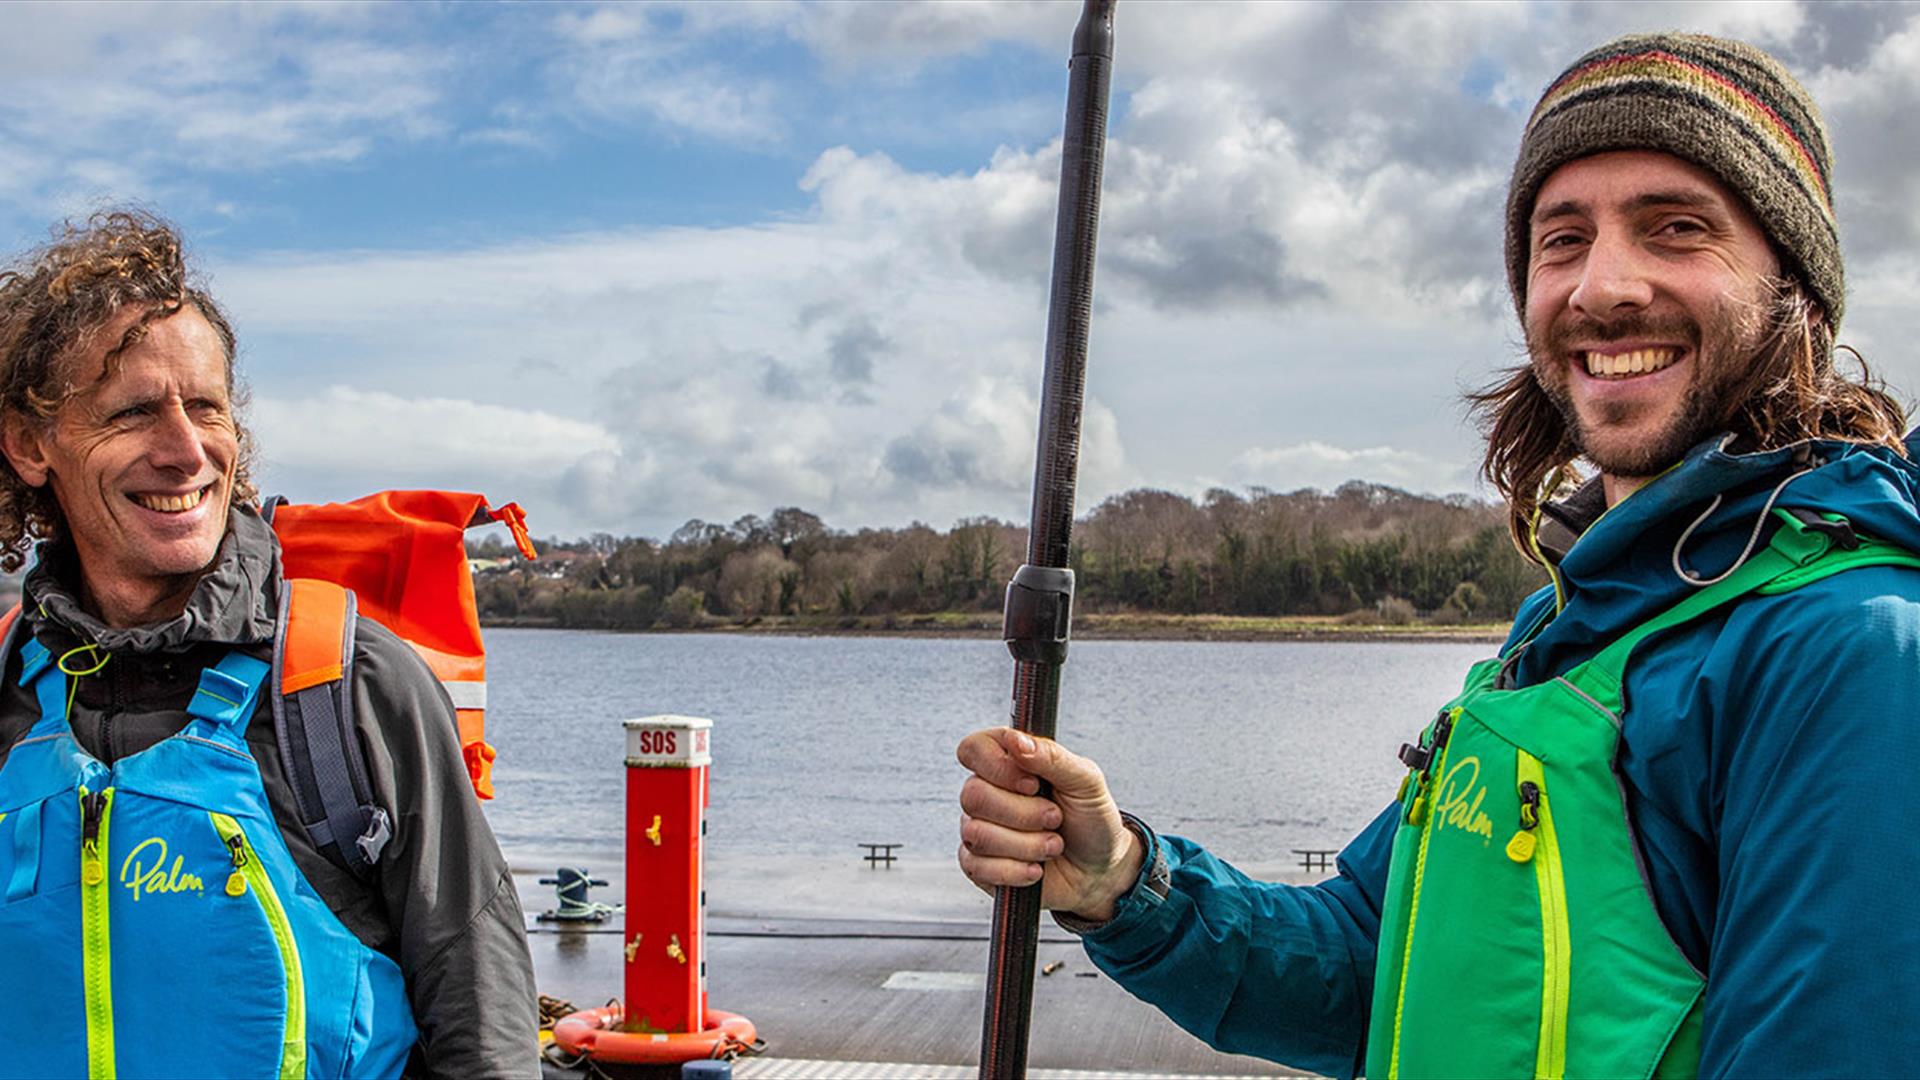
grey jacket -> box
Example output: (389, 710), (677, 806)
(0, 506), (540, 1078)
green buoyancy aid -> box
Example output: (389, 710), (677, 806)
(1365, 511), (1920, 1079)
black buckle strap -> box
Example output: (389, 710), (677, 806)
(1784, 507), (1859, 551)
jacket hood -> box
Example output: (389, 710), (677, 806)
(1514, 432), (1920, 684)
(23, 503), (281, 654)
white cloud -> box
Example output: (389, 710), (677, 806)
(0, 3), (454, 221)
(782, 0), (1065, 72)
(543, 5), (787, 144)
(211, 142), (1157, 537)
(21, 0), (1920, 540)
(1231, 442), (1474, 497)
(254, 387), (619, 476)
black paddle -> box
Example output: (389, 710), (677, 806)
(978, 3), (1116, 1077)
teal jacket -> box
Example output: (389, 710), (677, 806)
(1077, 435), (1920, 1078)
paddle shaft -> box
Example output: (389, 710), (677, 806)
(978, 3), (1115, 1077)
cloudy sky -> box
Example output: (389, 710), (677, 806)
(6, 1), (1920, 540)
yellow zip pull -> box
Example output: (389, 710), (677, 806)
(1509, 779), (1542, 862)
(226, 871), (248, 896)
(1506, 830), (1537, 863)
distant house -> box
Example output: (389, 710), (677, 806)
(536, 549), (587, 580)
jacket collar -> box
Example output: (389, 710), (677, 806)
(1512, 431), (1920, 684)
(23, 504), (280, 653)
(1547, 436), (1836, 585)
(1533, 476), (1607, 566)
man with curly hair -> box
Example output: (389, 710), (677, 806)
(958, 32), (1920, 1079)
(0, 211), (538, 1077)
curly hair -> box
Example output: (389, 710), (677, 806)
(1470, 278), (1909, 562)
(0, 210), (256, 572)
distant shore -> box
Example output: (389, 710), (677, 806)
(484, 611), (1510, 643)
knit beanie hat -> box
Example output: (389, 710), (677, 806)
(1504, 32), (1842, 327)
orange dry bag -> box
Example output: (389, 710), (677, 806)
(268, 491), (535, 802)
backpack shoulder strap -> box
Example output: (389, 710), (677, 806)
(273, 578), (391, 879)
(0, 603), (23, 738)
(0, 603), (22, 670)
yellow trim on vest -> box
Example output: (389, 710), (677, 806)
(1520, 752), (1570, 1078)
(211, 813), (307, 1080)
(1390, 707), (1461, 1078)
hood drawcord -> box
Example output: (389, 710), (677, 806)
(55, 642), (112, 724)
(1671, 441), (1820, 588)
(1528, 464), (1583, 614)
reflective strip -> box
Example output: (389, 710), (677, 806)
(81, 788), (114, 1080)
(1520, 751), (1570, 1079)
(211, 813), (307, 1080)
(443, 680), (486, 710)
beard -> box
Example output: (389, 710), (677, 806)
(1527, 293), (1770, 479)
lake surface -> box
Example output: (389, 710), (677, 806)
(482, 630), (1490, 885)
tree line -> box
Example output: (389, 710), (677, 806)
(470, 482), (1548, 630)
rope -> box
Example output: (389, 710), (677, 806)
(538, 995), (577, 1030)
(551, 895), (621, 921)
(537, 996), (588, 1070)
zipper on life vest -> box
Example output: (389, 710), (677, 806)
(1388, 706), (1460, 1078)
(1506, 781), (1541, 862)
(210, 812), (307, 1080)
(79, 786), (115, 1079)
(1516, 752), (1569, 1079)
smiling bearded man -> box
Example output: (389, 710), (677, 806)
(954, 31), (1920, 1079)
(0, 212), (539, 1077)
(1522, 150), (1786, 486)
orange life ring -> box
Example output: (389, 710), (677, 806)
(551, 1003), (757, 1064)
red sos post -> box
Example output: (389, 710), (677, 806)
(551, 715), (756, 1065)
(623, 714), (712, 1034)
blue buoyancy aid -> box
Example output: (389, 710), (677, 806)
(0, 638), (418, 1078)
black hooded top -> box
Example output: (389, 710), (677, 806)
(0, 505), (539, 1077)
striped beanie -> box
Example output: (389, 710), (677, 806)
(1505, 33), (1841, 326)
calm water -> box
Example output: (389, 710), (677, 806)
(481, 630), (1489, 875)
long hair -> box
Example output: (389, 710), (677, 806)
(1470, 279), (1908, 562)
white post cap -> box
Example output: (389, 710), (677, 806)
(623, 714), (713, 768)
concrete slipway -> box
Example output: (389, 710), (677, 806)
(523, 856), (1316, 1079)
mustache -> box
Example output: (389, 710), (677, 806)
(1540, 313), (1701, 354)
